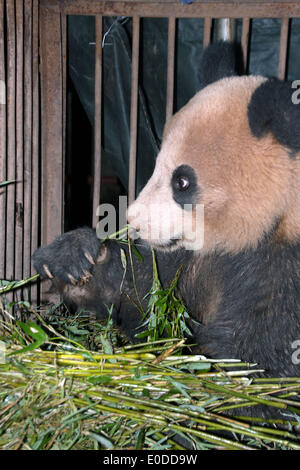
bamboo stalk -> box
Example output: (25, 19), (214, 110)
(1, 312), (300, 450)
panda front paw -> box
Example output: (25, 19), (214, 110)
(32, 227), (101, 285)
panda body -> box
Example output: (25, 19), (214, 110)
(179, 233), (300, 377)
(126, 42), (300, 379)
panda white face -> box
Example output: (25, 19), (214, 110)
(127, 158), (201, 250)
(127, 75), (300, 254)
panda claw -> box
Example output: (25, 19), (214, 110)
(67, 273), (77, 285)
(84, 251), (95, 265)
(43, 264), (53, 279)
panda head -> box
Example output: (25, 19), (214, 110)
(127, 42), (300, 254)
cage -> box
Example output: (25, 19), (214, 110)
(0, 0), (300, 301)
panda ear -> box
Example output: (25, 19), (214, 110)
(248, 78), (300, 155)
(199, 40), (244, 88)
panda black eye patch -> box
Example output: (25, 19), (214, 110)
(171, 165), (199, 209)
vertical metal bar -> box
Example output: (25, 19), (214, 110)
(40, 5), (64, 247)
(216, 18), (236, 41)
(166, 16), (176, 123)
(40, 5), (64, 302)
(15, 0), (24, 283)
(61, 13), (67, 227)
(24, 0), (33, 281)
(6, 0), (16, 282)
(278, 17), (290, 80)
(92, 15), (102, 228)
(203, 17), (212, 49)
(241, 18), (250, 72)
(31, 0), (39, 302)
(0, 0), (6, 280)
(128, 16), (140, 205)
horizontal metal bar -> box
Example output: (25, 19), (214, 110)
(40, 0), (300, 5)
(40, 0), (300, 18)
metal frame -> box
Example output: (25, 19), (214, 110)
(40, 0), (300, 17)
(0, 0), (39, 301)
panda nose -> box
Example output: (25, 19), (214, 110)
(132, 223), (140, 232)
(126, 204), (137, 227)
(128, 220), (140, 233)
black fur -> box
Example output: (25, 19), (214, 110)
(180, 233), (300, 419)
(199, 41), (243, 88)
(33, 227), (101, 284)
(248, 78), (300, 154)
(33, 227), (300, 377)
(181, 232), (300, 379)
(171, 165), (199, 209)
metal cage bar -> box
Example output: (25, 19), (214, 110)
(39, 4), (64, 302)
(1, 0), (40, 303)
(62, 12), (67, 230)
(92, 15), (103, 227)
(31, 0), (39, 301)
(24, 0), (33, 281)
(6, 0), (16, 283)
(241, 17), (251, 71)
(40, 5), (64, 247)
(166, 16), (176, 122)
(203, 17), (212, 48)
(278, 17), (290, 80)
(0, 0), (6, 280)
(15, 1), (24, 283)
(128, 16), (140, 205)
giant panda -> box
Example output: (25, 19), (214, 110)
(33, 42), (300, 385)
(127, 41), (300, 379)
